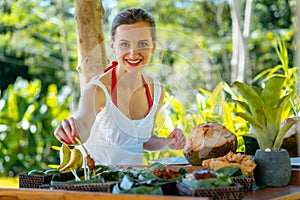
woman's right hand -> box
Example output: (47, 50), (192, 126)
(54, 117), (78, 145)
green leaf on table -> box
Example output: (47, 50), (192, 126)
(215, 167), (248, 178)
(148, 162), (166, 170)
(176, 167), (188, 175)
(97, 170), (122, 182)
(51, 176), (101, 185)
(112, 174), (163, 195)
(119, 174), (134, 190)
(182, 175), (232, 189)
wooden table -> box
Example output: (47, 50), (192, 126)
(0, 188), (205, 200)
(0, 185), (299, 200)
(244, 185), (300, 200)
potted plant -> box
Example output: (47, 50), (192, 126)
(232, 75), (298, 186)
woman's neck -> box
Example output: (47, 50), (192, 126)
(116, 66), (144, 90)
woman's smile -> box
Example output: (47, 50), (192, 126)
(125, 58), (143, 67)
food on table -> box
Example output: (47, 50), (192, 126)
(184, 122), (237, 165)
(86, 155), (95, 170)
(59, 148), (83, 172)
(202, 151), (256, 177)
(74, 136), (96, 170)
(182, 169), (232, 188)
(192, 170), (217, 180)
(151, 168), (184, 180)
(58, 143), (71, 170)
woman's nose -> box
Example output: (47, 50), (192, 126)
(128, 48), (138, 59)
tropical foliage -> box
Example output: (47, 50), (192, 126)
(0, 0), (299, 177)
(232, 75), (296, 151)
(0, 78), (71, 176)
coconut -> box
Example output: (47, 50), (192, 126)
(183, 122), (237, 166)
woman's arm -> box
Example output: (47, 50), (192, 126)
(144, 128), (186, 151)
(143, 85), (186, 151)
(54, 82), (106, 144)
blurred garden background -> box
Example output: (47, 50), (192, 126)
(0, 0), (299, 188)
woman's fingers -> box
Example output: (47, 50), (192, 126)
(168, 128), (186, 150)
(54, 124), (69, 144)
(54, 118), (78, 145)
(69, 117), (78, 137)
(62, 119), (74, 142)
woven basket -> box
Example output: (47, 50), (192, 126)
(176, 181), (243, 200)
(52, 169), (84, 182)
(50, 169), (118, 192)
(51, 181), (118, 192)
(39, 184), (51, 189)
(158, 181), (178, 196)
(230, 177), (255, 192)
(19, 168), (85, 189)
(19, 173), (53, 188)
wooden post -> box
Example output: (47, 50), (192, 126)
(74, 0), (107, 93)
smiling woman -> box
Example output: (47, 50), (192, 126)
(53, 8), (186, 166)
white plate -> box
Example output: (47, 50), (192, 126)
(291, 157), (300, 168)
(148, 157), (189, 165)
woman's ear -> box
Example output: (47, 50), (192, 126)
(110, 40), (115, 53)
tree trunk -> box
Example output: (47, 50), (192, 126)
(229, 0), (253, 83)
(74, 0), (107, 93)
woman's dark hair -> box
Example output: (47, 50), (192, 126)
(111, 8), (156, 41)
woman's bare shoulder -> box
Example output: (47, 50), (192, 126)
(80, 73), (111, 106)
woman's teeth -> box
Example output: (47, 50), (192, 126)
(128, 60), (141, 64)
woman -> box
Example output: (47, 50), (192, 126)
(54, 8), (186, 165)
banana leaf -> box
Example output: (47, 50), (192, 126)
(51, 176), (101, 185)
(215, 167), (248, 178)
(181, 174), (231, 189)
(147, 162), (166, 170)
(112, 174), (163, 195)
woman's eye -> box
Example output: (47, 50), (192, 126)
(120, 42), (129, 47)
(138, 42), (149, 48)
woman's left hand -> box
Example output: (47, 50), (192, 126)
(167, 128), (186, 150)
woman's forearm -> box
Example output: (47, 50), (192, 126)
(143, 128), (186, 152)
(143, 134), (171, 151)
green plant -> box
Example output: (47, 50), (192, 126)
(0, 77), (71, 176)
(232, 75), (297, 151)
(253, 37), (297, 94)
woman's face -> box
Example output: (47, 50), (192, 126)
(111, 22), (156, 71)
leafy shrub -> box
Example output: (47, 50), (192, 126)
(0, 77), (71, 177)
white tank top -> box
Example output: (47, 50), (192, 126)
(79, 76), (162, 165)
